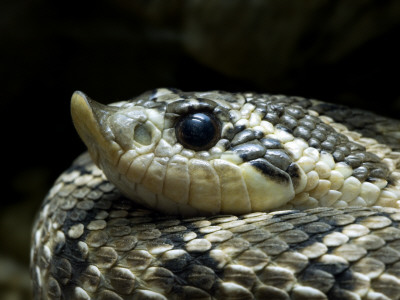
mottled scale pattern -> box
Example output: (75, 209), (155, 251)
(246, 94), (390, 182)
(31, 89), (400, 299)
(31, 154), (400, 300)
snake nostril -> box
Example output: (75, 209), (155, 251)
(134, 124), (152, 145)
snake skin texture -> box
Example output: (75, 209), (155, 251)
(31, 89), (400, 299)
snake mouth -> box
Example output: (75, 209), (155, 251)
(71, 91), (121, 168)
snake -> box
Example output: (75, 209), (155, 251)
(30, 88), (400, 300)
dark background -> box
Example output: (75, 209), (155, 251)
(1, 1), (400, 298)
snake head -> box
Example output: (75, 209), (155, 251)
(71, 89), (305, 216)
(71, 88), (396, 216)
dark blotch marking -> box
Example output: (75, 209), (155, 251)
(332, 269), (358, 291)
(268, 103), (285, 116)
(253, 130), (264, 139)
(298, 267), (335, 292)
(369, 167), (389, 178)
(162, 252), (192, 273)
(54, 241), (66, 255)
(285, 107), (305, 119)
(48, 206), (98, 299)
(336, 145), (350, 156)
(50, 258), (72, 285)
(231, 129), (257, 146)
(280, 114), (298, 130)
(255, 107), (267, 117)
(326, 134), (339, 145)
(344, 155), (362, 168)
(294, 126), (311, 140)
(222, 126), (236, 140)
(311, 129), (326, 141)
(308, 137), (321, 149)
(249, 158), (291, 184)
(233, 124), (246, 133)
(264, 112), (279, 124)
(232, 143), (266, 161)
(249, 96), (390, 183)
(347, 141), (366, 152)
(298, 118), (316, 130)
(264, 149), (292, 171)
(352, 166), (369, 181)
(260, 138), (283, 149)
(275, 124), (293, 133)
(321, 140), (335, 151)
(286, 163), (303, 188)
(68, 209), (87, 222)
(332, 150), (345, 162)
(167, 98), (216, 115)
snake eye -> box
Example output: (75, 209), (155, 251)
(175, 112), (221, 151)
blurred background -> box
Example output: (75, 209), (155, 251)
(1, 0), (400, 299)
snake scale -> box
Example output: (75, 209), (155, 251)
(31, 89), (400, 300)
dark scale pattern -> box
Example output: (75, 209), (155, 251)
(109, 89), (393, 184)
(32, 154), (400, 300)
(169, 207), (400, 300)
(31, 89), (400, 300)
(247, 94), (391, 182)
(310, 102), (400, 152)
(59, 177), (131, 297)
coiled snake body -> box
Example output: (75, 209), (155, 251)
(31, 89), (400, 299)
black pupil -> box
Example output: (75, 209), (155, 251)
(176, 112), (220, 151)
